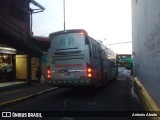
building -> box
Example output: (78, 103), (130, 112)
(31, 36), (49, 80)
(0, 0), (44, 83)
(132, 0), (160, 107)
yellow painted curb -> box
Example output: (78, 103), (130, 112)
(0, 87), (58, 107)
(134, 77), (160, 120)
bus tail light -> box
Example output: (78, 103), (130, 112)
(87, 64), (92, 78)
(47, 66), (51, 79)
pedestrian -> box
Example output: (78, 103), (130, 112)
(36, 66), (42, 83)
(6, 61), (13, 81)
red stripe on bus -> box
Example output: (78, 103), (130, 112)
(54, 64), (82, 68)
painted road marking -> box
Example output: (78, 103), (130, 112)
(0, 90), (22, 96)
(0, 87), (58, 106)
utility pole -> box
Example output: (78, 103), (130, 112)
(28, 9), (32, 86)
(63, 0), (66, 31)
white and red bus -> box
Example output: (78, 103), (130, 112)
(47, 29), (117, 87)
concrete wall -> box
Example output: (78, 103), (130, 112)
(132, 0), (160, 107)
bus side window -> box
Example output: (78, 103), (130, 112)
(90, 51), (92, 58)
(92, 45), (96, 53)
(93, 46), (99, 58)
(85, 36), (92, 58)
(85, 36), (90, 45)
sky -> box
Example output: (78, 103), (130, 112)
(31, 0), (132, 54)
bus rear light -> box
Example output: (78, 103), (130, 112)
(47, 66), (51, 79)
(87, 64), (92, 78)
(87, 73), (92, 78)
(47, 75), (51, 79)
(47, 70), (51, 74)
(87, 68), (92, 72)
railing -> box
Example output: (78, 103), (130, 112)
(0, 14), (29, 44)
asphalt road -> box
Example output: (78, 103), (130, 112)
(1, 67), (136, 120)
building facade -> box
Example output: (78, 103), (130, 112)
(132, 0), (160, 107)
(0, 0), (44, 83)
(31, 36), (49, 81)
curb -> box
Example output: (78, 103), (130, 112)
(0, 82), (28, 92)
(0, 87), (58, 109)
(127, 76), (144, 111)
(134, 77), (160, 120)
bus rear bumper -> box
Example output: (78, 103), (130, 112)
(47, 79), (93, 87)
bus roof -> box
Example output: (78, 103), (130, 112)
(49, 29), (88, 37)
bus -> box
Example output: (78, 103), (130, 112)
(124, 58), (132, 69)
(47, 29), (117, 87)
(117, 54), (132, 69)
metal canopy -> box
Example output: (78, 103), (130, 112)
(30, 0), (45, 13)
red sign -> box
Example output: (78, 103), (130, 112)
(54, 64), (82, 68)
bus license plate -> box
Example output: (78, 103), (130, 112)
(61, 72), (73, 77)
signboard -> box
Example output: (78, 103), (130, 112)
(0, 47), (17, 54)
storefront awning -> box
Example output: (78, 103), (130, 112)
(0, 47), (17, 54)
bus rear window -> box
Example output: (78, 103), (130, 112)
(50, 33), (86, 50)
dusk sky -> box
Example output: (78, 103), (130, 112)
(31, 0), (132, 54)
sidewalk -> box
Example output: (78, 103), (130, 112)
(0, 82), (57, 109)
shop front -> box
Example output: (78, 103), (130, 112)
(0, 46), (16, 82)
